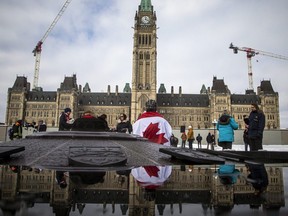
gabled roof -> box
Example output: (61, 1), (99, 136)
(211, 76), (230, 94)
(59, 75), (78, 91)
(259, 80), (276, 94)
(12, 76), (30, 91)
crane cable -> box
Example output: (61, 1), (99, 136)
(32, 0), (72, 55)
(41, 0), (72, 43)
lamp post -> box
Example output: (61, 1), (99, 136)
(212, 119), (218, 150)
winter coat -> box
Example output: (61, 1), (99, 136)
(116, 120), (132, 134)
(58, 112), (73, 131)
(72, 115), (109, 131)
(206, 133), (213, 143)
(187, 128), (194, 140)
(246, 163), (268, 191)
(248, 110), (265, 139)
(217, 114), (238, 142)
(38, 124), (47, 132)
(196, 135), (202, 142)
(181, 133), (187, 141)
(12, 124), (22, 139)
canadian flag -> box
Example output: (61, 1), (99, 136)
(131, 166), (172, 189)
(132, 112), (173, 146)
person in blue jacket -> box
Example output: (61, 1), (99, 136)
(217, 110), (239, 150)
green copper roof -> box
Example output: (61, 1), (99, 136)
(140, 0), (152, 11)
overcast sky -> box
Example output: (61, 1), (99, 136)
(0, 0), (288, 128)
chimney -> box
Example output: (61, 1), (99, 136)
(116, 85), (118, 96)
(107, 85), (111, 95)
(179, 86), (182, 97)
(79, 85), (82, 93)
(171, 86), (174, 97)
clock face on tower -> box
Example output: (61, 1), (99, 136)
(141, 16), (150, 24)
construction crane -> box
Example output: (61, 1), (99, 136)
(32, 0), (72, 91)
(229, 43), (288, 91)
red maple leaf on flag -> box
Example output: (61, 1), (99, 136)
(143, 122), (168, 144)
(143, 166), (160, 177)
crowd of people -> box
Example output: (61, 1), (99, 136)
(9, 119), (47, 140)
(8, 101), (266, 151)
(215, 103), (265, 151)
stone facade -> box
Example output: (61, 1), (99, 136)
(5, 0), (280, 130)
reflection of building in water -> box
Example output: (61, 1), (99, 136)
(0, 165), (285, 215)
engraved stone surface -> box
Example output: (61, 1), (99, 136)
(68, 146), (127, 167)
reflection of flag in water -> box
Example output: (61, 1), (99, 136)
(133, 112), (172, 146)
(143, 166), (160, 177)
(132, 166), (172, 189)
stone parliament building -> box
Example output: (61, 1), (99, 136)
(5, 0), (280, 130)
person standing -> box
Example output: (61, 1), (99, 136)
(248, 103), (265, 151)
(10, 120), (23, 140)
(98, 114), (110, 131)
(37, 120), (47, 132)
(206, 132), (213, 150)
(59, 108), (73, 131)
(217, 110), (239, 150)
(181, 132), (187, 148)
(72, 110), (109, 131)
(187, 126), (194, 149)
(243, 115), (250, 151)
(196, 133), (202, 148)
(132, 99), (173, 146)
(116, 113), (132, 134)
(206, 132), (213, 149)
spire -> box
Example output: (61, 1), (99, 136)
(140, 0), (152, 12)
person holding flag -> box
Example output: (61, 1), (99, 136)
(132, 99), (173, 146)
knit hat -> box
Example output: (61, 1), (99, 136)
(64, 108), (71, 113)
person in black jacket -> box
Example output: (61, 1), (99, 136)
(246, 163), (268, 195)
(248, 103), (265, 151)
(243, 115), (250, 151)
(116, 113), (132, 134)
(37, 120), (47, 132)
(72, 110), (109, 132)
(206, 132), (213, 149)
(58, 108), (73, 131)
